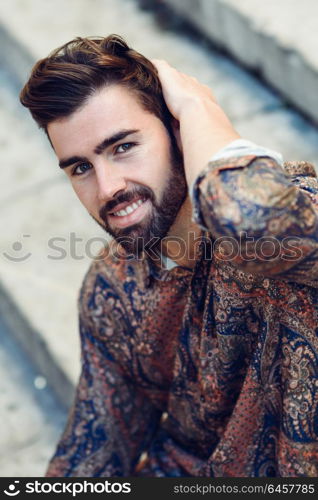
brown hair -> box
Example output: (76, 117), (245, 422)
(20, 34), (173, 134)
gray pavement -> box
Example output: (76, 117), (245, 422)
(0, 316), (66, 477)
(161, 0), (318, 124)
(1, 0), (318, 476)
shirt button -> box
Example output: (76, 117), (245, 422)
(161, 412), (168, 422)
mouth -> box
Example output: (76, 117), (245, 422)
(107, 197), (151, 228)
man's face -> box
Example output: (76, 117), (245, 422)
(48, 84), (187, 257)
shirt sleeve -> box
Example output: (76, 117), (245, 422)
(190, 148), (318, 287)
(45, 280), (162, 477)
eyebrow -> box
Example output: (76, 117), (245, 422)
(58, 129), (139, 169)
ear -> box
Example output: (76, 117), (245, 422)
(171, 118), (182, 152)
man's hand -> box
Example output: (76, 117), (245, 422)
(152, 59), (217, 120)
(152, 59), (240, 188)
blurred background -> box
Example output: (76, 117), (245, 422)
(1, 0), (318, 476)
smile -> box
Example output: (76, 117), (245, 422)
(112, 198), (144, 217)
(108, 198), (151, 228)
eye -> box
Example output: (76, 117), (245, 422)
(115, 142), (136, 154)
(72, 162), (92, 176)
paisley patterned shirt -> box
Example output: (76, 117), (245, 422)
(46, 155), (318, 477)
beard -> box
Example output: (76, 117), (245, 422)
(92, 135), (188, 259)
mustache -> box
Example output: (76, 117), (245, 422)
(99, 185), (154, 221)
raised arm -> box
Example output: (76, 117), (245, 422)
(153, 60), (318, 287)
(191, 152), (318, 287)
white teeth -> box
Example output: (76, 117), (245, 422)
(113, 198), (144, 217)
(125, 205), (133, 215)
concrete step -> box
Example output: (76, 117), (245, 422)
(1, 0), (318, 411)
(0, 65), (107, 408)
(0, 316), (66, 476)
(160, 0), (318, 125)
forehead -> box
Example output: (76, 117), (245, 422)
(47, 84), (154, 154)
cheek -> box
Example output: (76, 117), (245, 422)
(138, 141), (171, 184)
(71, 181), (96, 213)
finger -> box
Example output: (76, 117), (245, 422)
(151, 59), (183, 76)
(151, 59), (171, 69)
(154, 63), (197, 83)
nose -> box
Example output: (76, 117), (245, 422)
(95, 161), (127, 203)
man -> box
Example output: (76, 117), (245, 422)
(20, 35), (318, 477)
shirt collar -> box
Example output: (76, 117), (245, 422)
(141, 229), (212, 286)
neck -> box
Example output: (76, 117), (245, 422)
(161, 195), (202, 269)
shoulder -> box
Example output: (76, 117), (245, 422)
(283, 160), (318, 205)
(283, 160), (317, 178)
